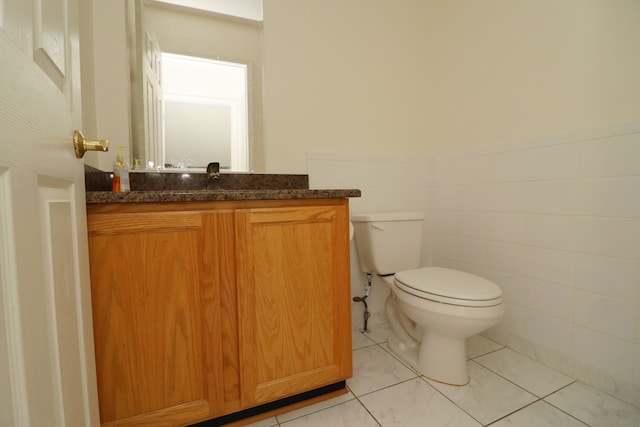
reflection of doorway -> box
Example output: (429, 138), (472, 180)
(161, 53), (249, 170)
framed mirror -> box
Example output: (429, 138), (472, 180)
(127, 0), (265, 172)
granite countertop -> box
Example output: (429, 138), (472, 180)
(85, 168), (361, 204)
(86, 188), (361, 204)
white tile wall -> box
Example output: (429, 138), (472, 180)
(488, 182), (528, 212)
(526, 214), (576, 252)
(574, 291), (637, 342)
(575, 254), (640, 301)
(527, 143), (578, 181)
(580, 133), (640, 177)
(306, 151), (432, 332)
(488, 150), (529, 183)
(306, 120), (640, 406)
(524, 310), (573, 358)
(525, 247), (575, 287)
(526, 180), (579, 214)
(488, 212), (527, 244)
(457, 211), (489, 239)
(579, 177), (640, 217)
(636, 345), (640, 387)
(486, 269), (526, 306)
(573, 326), (636, 382)
(524, 278), (573, 321)
(487, 241), (527, 275)
(431, 120), (640, 406)
(576, 217), (640, 259)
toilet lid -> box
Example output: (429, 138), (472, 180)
(394, 267), (503, 307)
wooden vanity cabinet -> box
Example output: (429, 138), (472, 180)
(86, 199), (352, 427)
(235, 204), (352, 407)
(87, 207), (232, 426)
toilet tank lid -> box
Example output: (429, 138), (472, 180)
(351, 211), (425, 222)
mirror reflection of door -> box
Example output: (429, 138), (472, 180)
(129, 0), (257, 172)
(162, 53), (249, 170)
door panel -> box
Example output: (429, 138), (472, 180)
(0, 0), (100, 424)
(33, 0), (68, 90)
(40, 180), (88, 426)
(87, 210), (223, 426)
(0, 168), (27, 427)
(236, 204), (352, 406)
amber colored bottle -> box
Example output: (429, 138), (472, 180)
(112, 161), (121, 192)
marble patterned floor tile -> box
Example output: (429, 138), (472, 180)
(466, 334), (503, 359)
(545, 382), (640, 427)
(362, 323), (391, 344)
(475, 348), (575, 397)
(360, 377), (481, 426)
(243, 416), (278, 427)
(379, 345), (422, 377)
(490, 401), (588, 426)
(276, 391), (355, 423)
(426, 361), (537, 425)
(279, 399), (378, 427)
(347, 345), (417, 396)
(352, 330), (376, 350)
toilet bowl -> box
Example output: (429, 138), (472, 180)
(388, 267), (504, 385)
(351, 211), (505, 385)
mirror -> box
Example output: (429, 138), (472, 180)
(127, 0), (265, 172)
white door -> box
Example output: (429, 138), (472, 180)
(0, 0), (100, 426)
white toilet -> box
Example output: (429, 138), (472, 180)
(351, 211), (505, 385)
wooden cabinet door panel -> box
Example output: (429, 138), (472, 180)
(88, 211), (223, 426)
(236, 203), (352, 406)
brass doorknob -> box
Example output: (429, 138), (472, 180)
(73, 130), (109, 158)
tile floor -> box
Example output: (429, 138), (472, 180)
(245, 325), (640, 427)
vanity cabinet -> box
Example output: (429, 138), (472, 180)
(235, 205), (352, 407)
(86, 199), (352, 427)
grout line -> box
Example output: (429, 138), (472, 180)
(483, 398), (543, 426)
(469, 352), (577, 402)
(417, 373), (486, 425)
(353, 376), (420, 399)
(542, 384), (595, 427)
(468, 346), (505, 361)
(278, 333), (624, 426)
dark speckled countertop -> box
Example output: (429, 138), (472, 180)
(85, 168), (361, 204)
(86, 189), (361, 204)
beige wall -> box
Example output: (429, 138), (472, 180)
(263, 0), (640, 173)
(263, 0), (437, 173)
(84, 1), (640, 173)
(427, 0), (640, 151)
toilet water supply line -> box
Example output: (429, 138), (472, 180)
(353, 273), (373, 332)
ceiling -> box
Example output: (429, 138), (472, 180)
(151, 0), (263, 21)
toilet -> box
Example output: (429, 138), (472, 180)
(351, 211), (505, 385)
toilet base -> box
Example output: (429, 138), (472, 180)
(418, 332), (469, 385)
(387, 333), (419, 370)
(387, 332), (469, 386)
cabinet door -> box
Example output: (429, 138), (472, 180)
(87, 211), (225, 426)
(236, 203), (352, 407)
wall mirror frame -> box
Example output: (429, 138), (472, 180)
(126, 0), (265, 172)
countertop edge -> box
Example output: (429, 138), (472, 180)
(86, 189), (362, 204)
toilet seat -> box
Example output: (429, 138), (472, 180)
(394, 267), (503, 307)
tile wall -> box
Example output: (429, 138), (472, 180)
(432, 121), (640, 407)
(306, 120), (640, 407)
(306, 151), (432, 331)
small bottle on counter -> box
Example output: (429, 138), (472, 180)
(112, 159), (120, 192)
(112, 146), (131, 192)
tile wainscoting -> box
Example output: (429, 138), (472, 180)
(306, 119), (640, 407)
(431, 121), (640, 407)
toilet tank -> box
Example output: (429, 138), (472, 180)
(351, 211), (424, 275)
